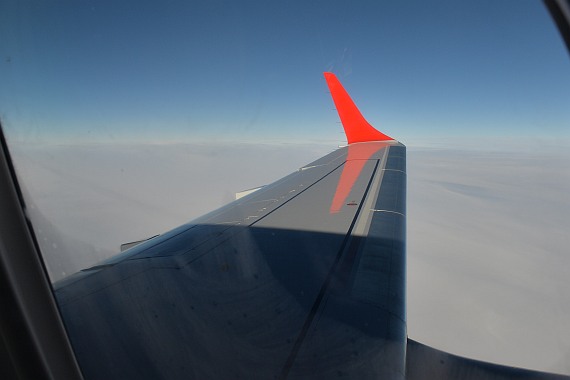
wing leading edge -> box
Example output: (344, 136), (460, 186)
(52, 74), (567, 379)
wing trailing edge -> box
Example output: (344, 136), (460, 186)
(324, 72), (393, 144)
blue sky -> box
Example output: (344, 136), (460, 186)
(1, 0), (569, 145)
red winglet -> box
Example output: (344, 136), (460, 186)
(324, 72), (392, 144)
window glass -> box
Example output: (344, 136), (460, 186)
(1, 0), (569, 376)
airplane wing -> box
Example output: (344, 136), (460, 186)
(52, 73), (567, 379)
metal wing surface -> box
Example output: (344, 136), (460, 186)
(55, 145), (407, 379)
(53, 74), (407, 379)
(52, 73), (568, 379)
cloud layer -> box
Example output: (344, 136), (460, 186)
(9, 141), (570, 375)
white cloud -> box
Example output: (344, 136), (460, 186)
(407, 147), (570, 374)
(10, 141), (333, 277)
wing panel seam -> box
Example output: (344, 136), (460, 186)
(279, 159), (381, 380)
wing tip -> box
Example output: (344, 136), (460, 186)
(323, 72), (394, 144)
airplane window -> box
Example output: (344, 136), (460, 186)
(1, 0), (569, 377)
